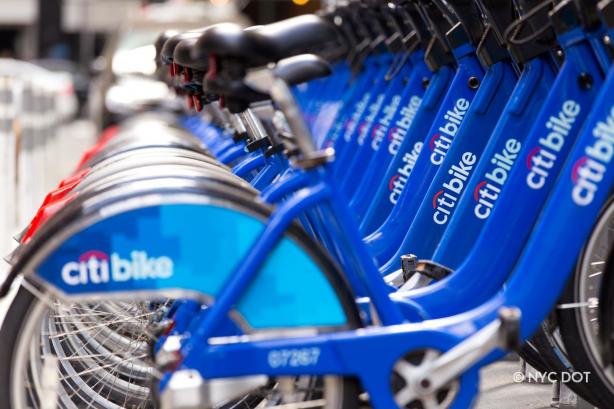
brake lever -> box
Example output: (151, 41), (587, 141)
(474, 0), (518, 66)
(414, 0), (455, 70)
(397, 1), (432, 49)
(432, 0), (485, 48)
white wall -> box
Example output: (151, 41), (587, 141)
(0, 0), (37, 25)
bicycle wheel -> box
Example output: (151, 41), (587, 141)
(524, 318), (598, 406)
(0, 282), (164, 408)
(0, 283), (361, 409)
(0, 180), (362, 409)
(557, 196), (614, 408)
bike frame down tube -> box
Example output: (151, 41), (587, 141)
(250, 153), (287, 190)
(349, 52), (432, 219)
(329, 56), (386, 170)
(364, 43), (483, 265)
(232, 151), (266, 178)
(432, 54), (557, 268)
(360, 64), (455, 234)
(313, 63), (354, 139)
(401, 26), (605, 319)
(318, 64), (370, 149)
(340, 61), (414, 197)
(335, 55), (395, 186)
(379, 58), (518, 273)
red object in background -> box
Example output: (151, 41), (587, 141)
(193, 95), (202, 112)
(59, 168), (91, 188)
(22, 194), (76, 243)
(22, 124), (121, 242)
(183, 67), (192, 82)
(41, 181), (81, 207)
(170, 62), (179, 77)
(74, 125), (120, 172)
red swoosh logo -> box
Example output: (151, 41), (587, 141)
(79, 250), (109, 262)
(429, 133), (440, 151)
(388, 127), (399, 142)
(358, 122), (367, 134)
(389, 174), (400, 191)
(372, 124), (382, 138)
(571, 156), (588, 183)
(474, 180), (487, 201)
(433, 190), (444, 209)
(526, 146), (541, 169)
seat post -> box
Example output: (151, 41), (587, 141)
(238, 109), (268, 142)
(269, 78), (315, 157)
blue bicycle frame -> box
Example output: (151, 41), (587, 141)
(360, 64), (455, 234)
(364, 43), (483, 264)
(401, 26), (605, 318)
(339, 59), (415, 196)
(379, 57), (518, 275)
(432, 54), (557, 268)
(163, 43), (614, 409)
(349, 52), (432, 218)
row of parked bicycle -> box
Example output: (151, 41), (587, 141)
(4, 0), (614, 407)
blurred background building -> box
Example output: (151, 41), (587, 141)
(1, 0), (322, 60)
(0, 0), (321, 124)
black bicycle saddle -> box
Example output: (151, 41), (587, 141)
(192, 23), (265, 65)
(174, 37), (209, 71)
(161, 31), (203, 64)
(204, 53), (331, 114)
(156, 29), (180, 64)
(248, 14), (338, 62)
(272, 54), (332, 86)
(192, 15), (338, 68)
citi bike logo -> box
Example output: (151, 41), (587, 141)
(384, 96), (422, 154)
(432, 152), (477, 225)
(430, 98), (470, 166)
(571, 105), (614, 206)
(371, 94), (401, 151)
(473, 138), (521, 219)
(526, 100), (580, 190)
(343, 92), (371, 142)
(357, 93), (386, 145)
(61, 250), (174, 286)
(388, 141), (423, 205)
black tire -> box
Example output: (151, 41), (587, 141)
(528, 318), (599, 406)
(519, 339), (552, 374)
(0, 284), (37, 408)
(557, 197), (614, 409)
